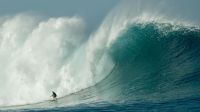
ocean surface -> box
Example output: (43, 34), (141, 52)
(0, 0), (200, 111)
(5, 97), (200, 112)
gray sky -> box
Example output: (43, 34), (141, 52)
(0, 0), (199, 32)
(0, 0), (120, 33)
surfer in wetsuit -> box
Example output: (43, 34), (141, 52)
(51, 91), (57, 100)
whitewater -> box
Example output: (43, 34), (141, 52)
(0, 0), (200, 111)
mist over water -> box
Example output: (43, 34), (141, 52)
(0, 0), (200, 110)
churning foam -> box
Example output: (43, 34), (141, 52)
(0, 14), (96, 106)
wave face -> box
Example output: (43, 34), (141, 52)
(94, 23), (200, 102)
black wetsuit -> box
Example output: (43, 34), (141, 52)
(52, 91), (57, 98)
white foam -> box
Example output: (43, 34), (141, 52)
(0, 14), (92, 106)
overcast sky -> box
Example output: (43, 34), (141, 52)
(0, 0), (199, 31)
(0, 0), (120, 32)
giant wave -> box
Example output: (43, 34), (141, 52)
(0, 0), (200, 111)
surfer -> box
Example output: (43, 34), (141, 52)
(51, 91), (57, 100)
